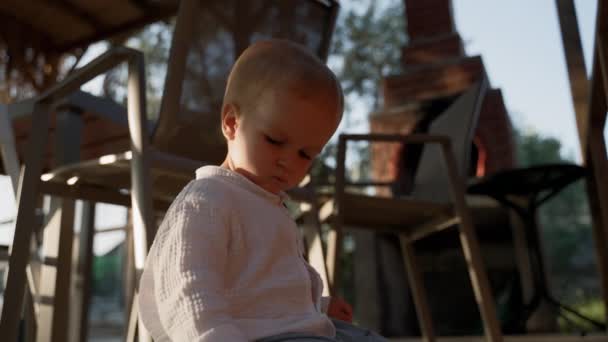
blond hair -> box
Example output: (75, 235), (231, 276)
(223, 39), (343, 121)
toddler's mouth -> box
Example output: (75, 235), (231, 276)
(272, 176), (287, 184)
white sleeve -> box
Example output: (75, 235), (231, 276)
(303, 261), (330, 313)
(153, 197), (247, 342)
(303, 261), (326, 312)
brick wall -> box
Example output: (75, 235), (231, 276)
(404, 0), (456, 39)
(369, 106), (420, 193)
(365, 1), (519, 336)
(401, 34), (464, 66)
(370, 1), (516, 182)
(382, 56), (484, 108)
(477, 89), (517, 173)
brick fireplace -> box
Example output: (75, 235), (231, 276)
(366, 0), (520, 336)
(370, 0), (516, 185)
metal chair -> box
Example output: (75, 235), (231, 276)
(0, 0), (339, 341)
(0, 105), (19, 193)
(321, 76), (504, 341)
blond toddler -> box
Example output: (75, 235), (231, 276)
(138, 39), (387, 342)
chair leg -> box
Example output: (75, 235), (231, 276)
(37, 199), (76, 342)
(73, 201), (96, 342)
(325, 229), (342, 294)
(0, 104), (20, 194)
(23, 289), (37, 342)
(124, 292), (151, 342)
(325, 198), (344, 295)
(452, 189), (503, 339)
(442, 145), (502, 341)
(125, 226), (151, 342)
(37, 109), (83, 342)
(301, 203), (332, 296)
(399, 234), (435, 342)
(127, 223), (153, 342)
(0, 105), (50, 341)
(456, 215), (503, 341)
(123, 220), (137, 329)
(127, 54), (155, 342)
(126, 293), (138, 342)
(122, 211), (151, 342)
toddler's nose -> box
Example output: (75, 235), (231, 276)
(277, 159), (287, 168)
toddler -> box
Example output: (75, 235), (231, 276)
(138, 39), (387, 342)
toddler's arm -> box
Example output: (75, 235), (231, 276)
(302, 261), (353, 322)
(153, 198), (247, 341)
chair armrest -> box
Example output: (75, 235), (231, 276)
(11, 46), (150, 152)
(335, 132), (454, 189)
(27, 46), (151, 153)
(339, 133), (451, 146)
(334, 131), (463, 211)
(37, 47), (144, 106)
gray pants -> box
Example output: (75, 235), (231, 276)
(257, 320), (387, 342)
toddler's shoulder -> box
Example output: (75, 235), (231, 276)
(153, 177), (236, 243)
(170, 176), (235, 211)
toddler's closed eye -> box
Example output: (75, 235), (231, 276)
(299, 151), (312, 160)
(265, 135), (284, 146)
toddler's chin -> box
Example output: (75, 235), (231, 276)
(263, 183), (285, 195)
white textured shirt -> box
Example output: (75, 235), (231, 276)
(138, 166), (335, 341)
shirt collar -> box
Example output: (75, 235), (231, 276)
(195, 166), (290, 205)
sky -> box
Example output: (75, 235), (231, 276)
(452, 0), (598, 161)
(0, 0), (602, 252)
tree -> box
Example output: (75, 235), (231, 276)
(310, 0), (408, 184)
(0, 37), (82, 103)
(515, 130), (565, 166)
(100, 21), (174, 120)
(330, 0), (408, 110)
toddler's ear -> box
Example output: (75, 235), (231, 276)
(221, 103), (238, 140)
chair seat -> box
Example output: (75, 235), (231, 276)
(38, 148), (205, 209)
(321, 192), (452, 231)
(320, 193), (506, 238)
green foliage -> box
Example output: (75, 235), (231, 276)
(514, 129), (566, 166)
(126, 22), (174, 120)
(321, 0), (407, 185)
(330, 0), (407, 109)
(92, 250), (123, 297)
(310, 142), (337, 184)
(101, 21), (174, 121)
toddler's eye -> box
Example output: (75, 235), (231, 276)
(299, 151), (312, 160)
(265, 135), (283, 146)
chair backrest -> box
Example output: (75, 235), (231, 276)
(411, 76), (489, 203)
(151, 0), (339, 164)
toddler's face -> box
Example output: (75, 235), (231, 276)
(226, 88), (339, 194)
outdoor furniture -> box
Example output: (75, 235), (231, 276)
(468, 163), (606, 332)
(0, 100), (40, 341)
(321, 76), (503, 341)
(556, 0), (608, 324)
(0, 1), (339, 341)
(0, 93), (124, 342)
(0, 105), (19, 192)
(0, 47), (151, 342)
